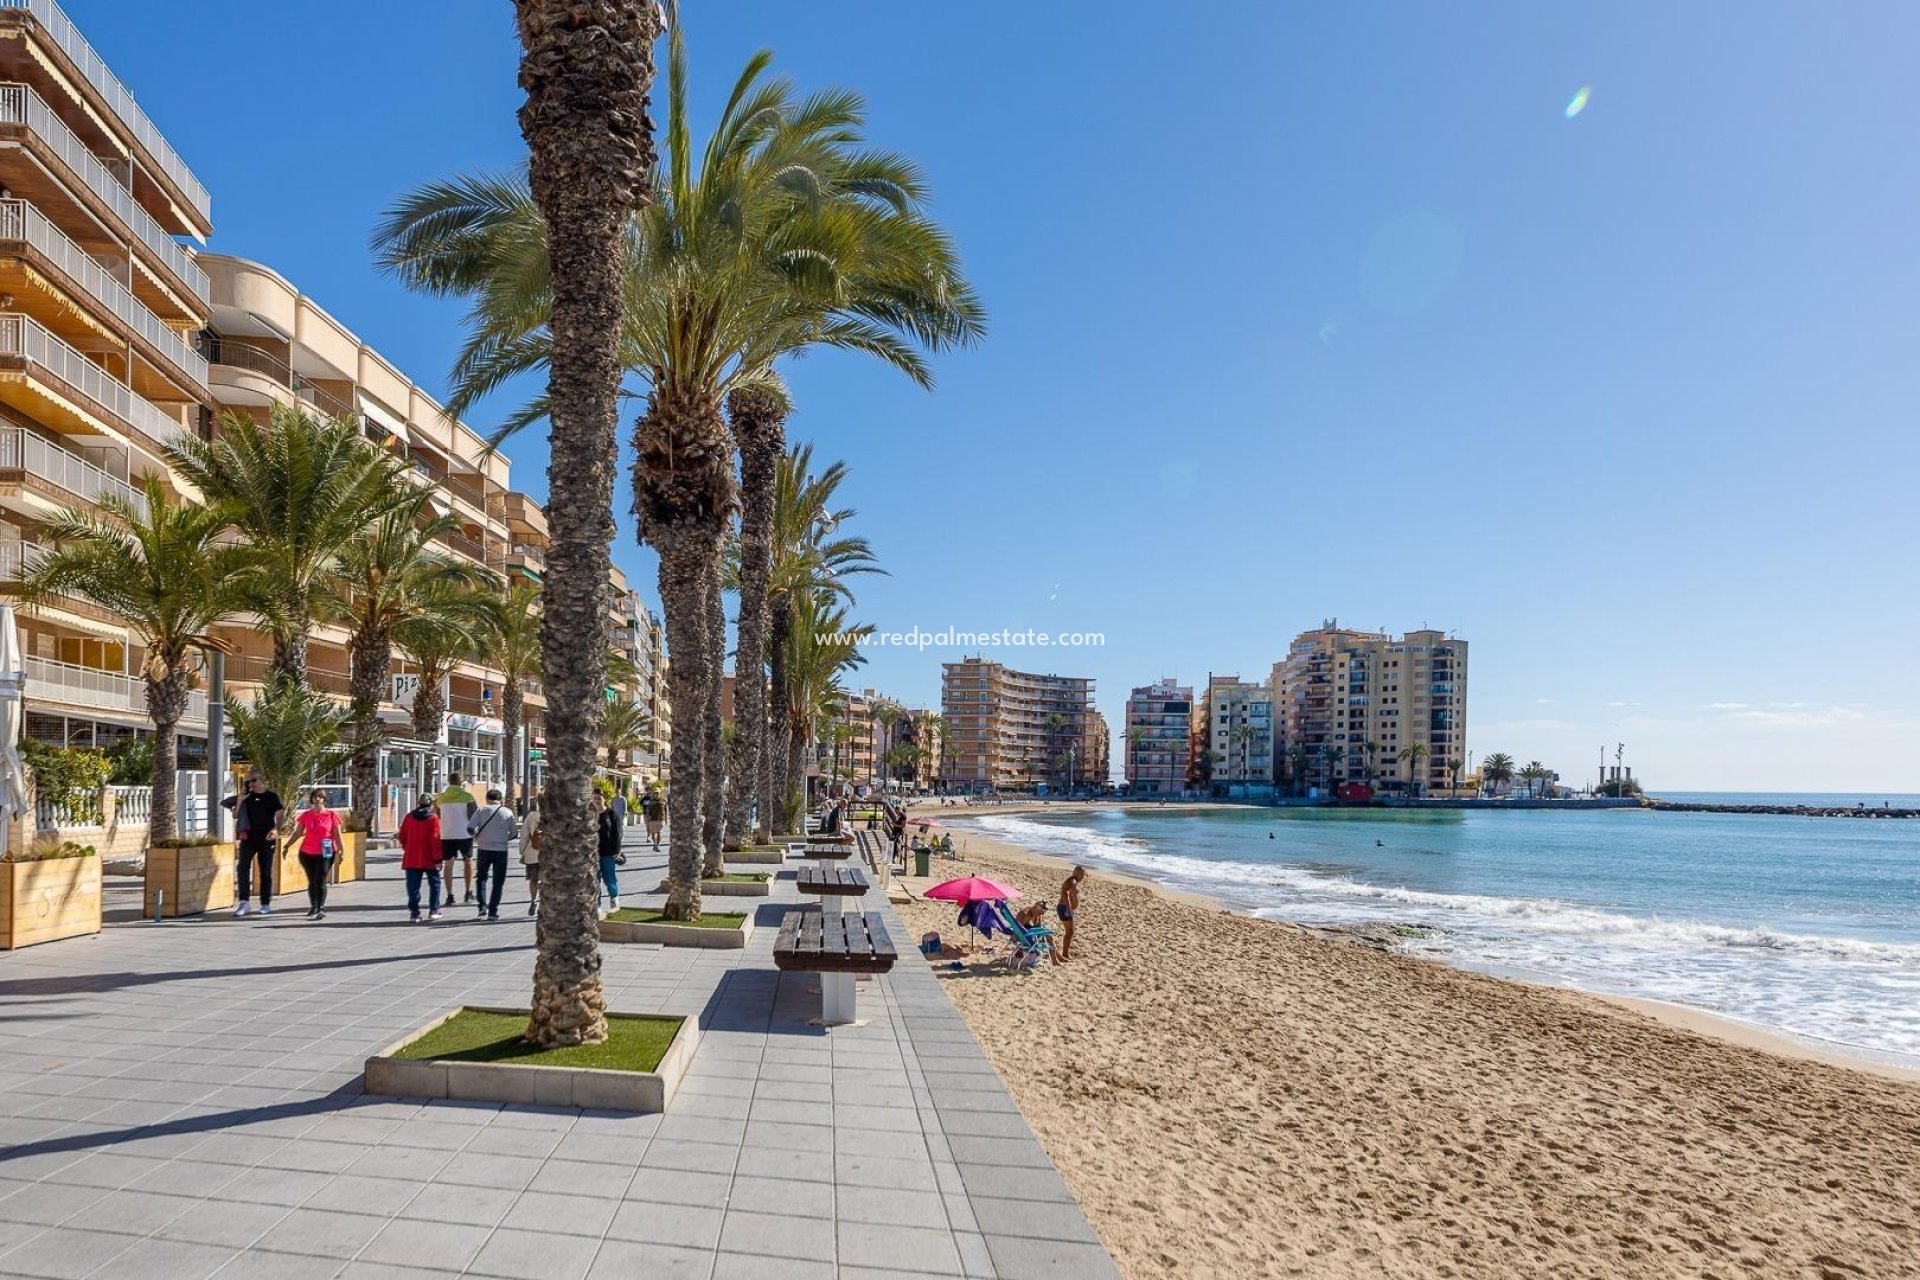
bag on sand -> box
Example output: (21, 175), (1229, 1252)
(920, 931), (943, 955)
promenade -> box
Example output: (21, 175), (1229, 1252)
(0, 830), (1118, 1279)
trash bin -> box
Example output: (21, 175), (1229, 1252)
(914, 846), (931, 877)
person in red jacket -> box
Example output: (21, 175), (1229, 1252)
(398, 793), (444, 922)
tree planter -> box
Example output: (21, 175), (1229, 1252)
(2, 855), (101, 949)
(699, 874), (771, 897)
(727, 845), (785, 866)
(600, 909), (750, 949)
(274, 826), (366, 893)
(145, 841), (235, 917)
(364, 1006), (698, 1113)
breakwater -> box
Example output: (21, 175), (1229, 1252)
(1646, 800), (1920, 819)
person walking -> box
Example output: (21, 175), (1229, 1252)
(435, 772), (478, 903)
(639, 785), (663, 850)
(594, 791), (623, 914)
(230, 773), (284, 918)
(469, 788), (518, 921)
(290, 789), (343, 920)
(611, 784), (628, 829)
(520, 798), (542, 918)
(399, 793), (443, 922)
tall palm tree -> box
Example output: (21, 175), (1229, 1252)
(481, 580), (544, 808)
(20, 478), (257, 837)
(1362, 739), (1381, 783)
(784, 591), (869, 817)
(1447, 756), (1465, 795)
(507, 0), (656, 1041)
(1321, 744), (1347, 793)
(874, 703), (901, 793)
(327, 490), (469, 832)
(167, 404), (417, 684)
(1399, 742), (1431, 798)
(599, 696), (649, 772)
(395, 584), (495, 784)
(1230, 723), (1255, 786)
(1287, 743), (1313, 797)
(1481, 752), (1515, 796)
(1523, 759), (1549, 799)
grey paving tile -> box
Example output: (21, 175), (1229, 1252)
(607, 1200), (724, 1249)
(256, 1206), (389, 1259)
(342, 1144), (455, 1182)
(526, 1159), (627, 1199)
(462, 1125), (566, 1160)
(226, 1248), (363, 1278)
(836, 1152), (940, 1192)
(153, 1198), (291, 1248)
(652, 1114), (745, 1146)
(718, 1208), (836, 1263)
(0, 1223), (141, 1278)
(945, 1134), (1052, 1168)
(486, 1105), (580, 1131)
(838, 1220), (966, 1274)
(253, 1138), (371, 1175)
(41, 1152), (169, 1189)
(70, 1187), (198, 1235)
(723, 1174), (833, 1219)
(0, 1179), (109, 1226)
(622, 1168), (732, 1210)
(711, 1252), (835, 1280)
(637, 1139), (736, 1175)
(434, 1151), (543, 1191)
(547, 1132), (645, 1166)
(955, 1162), (1075, 1203)
(395, 1182), (519, 1228)
(0, 1218), (45, 1255)
(358, 1210), (488, 1270)
(468, 1227), (600, 1280)
(981, 1232), (1124, 1279)
(733, 1144), (833, 1183)
(82, 1235), (237, 1279)
(585, 1239), (715, 1280)
(499, 1190), (618, 1238)
(671, 1091), (752, 1120)
(836, 1185), (950, 1229)
(968, 1194), (1103, 1243)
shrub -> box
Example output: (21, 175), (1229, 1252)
(1, 837), (96, 864)
(104, 737), (155, 787)
(149, 831), (221, 849)
(21, 740), (110, 820)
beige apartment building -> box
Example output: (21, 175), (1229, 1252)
(939, 657), (1096, 793)
(1124, 680), (1191, 794)
(1272, 623), (1468, 796)
(0, 0), (215, 757)
(1205, 674), (1274, 796)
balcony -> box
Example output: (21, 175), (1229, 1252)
(24, 652), (206, 723)
(0, 427), (144, 516)
(437, 527), (487, 565)
(204, 337), (354, 421)
(0, 83), (207, 306)
(0, 0), (211, 230)
(0, 313), (189, 450)
(0, 199), (207, 394)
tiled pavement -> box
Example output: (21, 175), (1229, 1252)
(0, 830), (1119, 1279)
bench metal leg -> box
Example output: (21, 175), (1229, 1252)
(818, 972), (857, 1025)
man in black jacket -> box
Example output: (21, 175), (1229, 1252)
(228, 773), (284, 918)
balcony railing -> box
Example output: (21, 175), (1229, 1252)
(0, 83), (207, 301)
(24, 653), (207, 721)
(0, 427), (144, 515)
(0, 312), (188, 448)
(0, 0), (211, 225)
(203, 337), (355, 421)
(0, 199), (206, 389)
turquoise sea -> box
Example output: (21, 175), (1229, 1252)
(954, 796), (1920, 1066)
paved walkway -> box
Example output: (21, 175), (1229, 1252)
(0, 831), (1118, 1279)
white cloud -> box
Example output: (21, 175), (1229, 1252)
(1723, 705), (1866, 729)
(1707, 701), (1749, 710)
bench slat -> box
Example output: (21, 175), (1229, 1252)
(773, 909), (898, 973)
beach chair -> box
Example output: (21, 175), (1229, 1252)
(988, 900), (1055, 971)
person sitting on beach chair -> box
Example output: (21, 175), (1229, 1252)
(991, 899), (1058, 969)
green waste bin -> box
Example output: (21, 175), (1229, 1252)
(914, 846), (931, 877)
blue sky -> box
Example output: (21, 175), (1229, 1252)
(89, 1), (1918, 790)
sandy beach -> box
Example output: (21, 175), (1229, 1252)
(896, 808), (1920, 1280)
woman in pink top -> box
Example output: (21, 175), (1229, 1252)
(291, 789), (343, 920)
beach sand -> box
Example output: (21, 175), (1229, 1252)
(897, 813), (1920, 1279)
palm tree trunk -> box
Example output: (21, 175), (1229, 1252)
(503, 680), (524, 807)
(727, 384), (780, 846)
(348, 630), (388, 832)
(699, 548), (727, 875)
(656, 527), (712, 920)
(768, 596), (795, 833)
(410, 669), (448, 786)
(143, 666), (188, 840)
(271, 600), (309, 686)
(513, 0), (656, 1048)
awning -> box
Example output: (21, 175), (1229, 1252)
(358, 394), (411, 445)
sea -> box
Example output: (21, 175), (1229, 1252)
(952, 794), (1920, 1068)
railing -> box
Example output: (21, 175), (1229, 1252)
(224, 651), (353, 698)
(108, 783), (149, 825)
(0, 538), (48, 582)
(23, 653), (207, 721)
(0, 313), (188, 448)
(203, 337), (355, 421)
(439, 528), (486, 564)
(0, 200), (207, 388)
(0, 0), (211, 225)
(36, 792), (99, 827)
(0, 427), (145, 515)
(0, 84), (206, 301)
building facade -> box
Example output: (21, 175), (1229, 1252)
(1124, 680), (1191, 794)
(1272, 623), (1468, 796)
(0, 0), (215, 758)
(939, 658), (1096, 793)
(1206, 674), (1274, 797)
(1082, 707), (1110, 788)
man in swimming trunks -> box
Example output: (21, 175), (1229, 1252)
(1056, 865), (1086, 961)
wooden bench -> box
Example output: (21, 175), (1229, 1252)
(801, 834), (857, 860)
(773, 908), (897, 1025)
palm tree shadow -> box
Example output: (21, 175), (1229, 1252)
(0, 1079), (368, 1167)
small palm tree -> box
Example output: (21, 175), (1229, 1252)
(1399, 742), (1431, 798)
(1230, 723), (1255, 785)
(1363, 739), (1381, 782)
(229, 675), (357, 804)
(1481, 752), (1515, 796)
(1321, 744), (1347, 793)
(599, 697), (649, 772)
(1447, 756), (1465, 795)
(21, 478), (258, 837)
(1287, 744), (1313, 797)
(1524, 759), (1548, 799)
(395, 584), (495, 782)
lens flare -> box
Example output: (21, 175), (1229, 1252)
(1565, 86), (1591, 119)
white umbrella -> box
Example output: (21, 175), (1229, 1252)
(0, 605), (26, 859)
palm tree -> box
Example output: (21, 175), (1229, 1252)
(599, 696), (649, 773)
(1447, 756), (1465, 795)
(1320, 744), (1347, 793)
(1362, 739), (1381, 783)
(229, 675), (356, 803)
(784, 591), (869, 816)
(481, 580), (544, 808)
(1230, 723), (1255, 786)
(1481, 752), (1515, 796)
(508, 0), (656, 1041)
(1286, 744), (1312, 797)
(327, 490), (469, 832)
(395, 584), (494, 785)
(1523, 759), (1549, 799)
(20, 478), (257, 837)
(874, 703), (901, 793)
(167, 404), (417, 685)
(1399, 742), (1431, 798)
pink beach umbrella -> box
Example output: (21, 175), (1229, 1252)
(924, 876), (1020, 903)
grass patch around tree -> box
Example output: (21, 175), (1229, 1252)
(393, 1009), (682, 1072)
(703, 872), (771, 883)
(607, 908), (747, 929)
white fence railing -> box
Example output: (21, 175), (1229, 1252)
(20, 653), (207, 722)
(0, 313), (188, 449)
(0, 0), (210, 225)
(0, 82), (208, 301)
(108, 784), (149, 825)
(0, 200), (208, 389)
(0, 428), (146, 516)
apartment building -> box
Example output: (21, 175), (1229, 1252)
(1206, 674), (1274, 797)
(1083, 707), (1110, 787)
(1272, 623), (1468, 796)
(897, 706), (942, 791)
(0, 0), (214, 757)
(939, 657), (1096, 793)
(1124, 680), (1191, 794)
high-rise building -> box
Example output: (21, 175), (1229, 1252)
(1082, 707), (1110, 787)
(1124, 680), (1191, 794)
(939, 657), (1095, 793)
(1272, 623), (1468, 796)
(0, 0), (215, 757)
(1205, 674), (1274, 797)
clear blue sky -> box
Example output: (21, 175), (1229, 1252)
(88, 1), (1919, 790)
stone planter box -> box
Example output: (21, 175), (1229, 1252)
(1, 855), (102, 949)
(700, 876), (771, 897)
(363, 1006), (698, 1113)
(600, 914), (751, 949)
(145, 842), (235, 917)
(727, 847), (785, 866)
